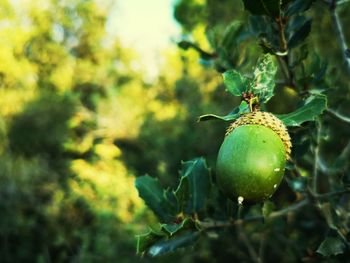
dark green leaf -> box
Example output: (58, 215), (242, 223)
(175, 158), (211, 215)
(316, 237), (346, 257)
(161, 218), (198, 236)
(249, 15), (271, 35)
(286, 15), (308, 32)
(223, 70), (249, 96)
(309, 53), (328, 82)
(249, 54), (277, 103)
(285, 0), (315, 16)
(136, 229), (166, 254)
(243, 0), (281, 17)
(288, 19), (312, 49)
(290, 43), (308, 68)
(198, 101), (249, 122)
(282, 0), (292, 8)
(276, 95), (327, 126)
(148, 231), (200, 257)
(135, 175), (179, 222)
(259, 38), (277, 55)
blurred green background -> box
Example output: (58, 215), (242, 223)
(0, 0), (349, 262)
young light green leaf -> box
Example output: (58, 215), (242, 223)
(249, 54), (277, 103)
(136, 229), (166, 255)
(242, 0), (281, 17)
(316, 237), (346, 257)
(276, 95), (327, 126)
(198, 101), (249, 122)
(222, 70), (249, 96)
(148, 231), (200, 257)
(135, 175), (179, 222)
(175, 158), (211, 215)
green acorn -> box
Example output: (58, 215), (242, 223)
(216, 111), (292, 203)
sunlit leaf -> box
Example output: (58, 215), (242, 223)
(135, 175), (179, 222)
(223, 70), (249, 96)
(175, 158), (211, 215)
(276, 95), (327, 126)
(148, 231), (200, 257)
(316, 237), (346, 257)
(249, 54), (277, 103)
(198, 101), (249, 122)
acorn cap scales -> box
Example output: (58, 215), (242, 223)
(226, 111), (292, 159)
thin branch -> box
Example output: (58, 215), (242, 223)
(316, 140), (350, 174)
(236, 222), (260, 263)
(199, 199), (309, 229)
(338, 140), (350, 160)
(326, 0), (350, 5)
(329, 0), (350, 74)
(264, 198), (309, 219)
(276, 17), (287, 52)
(276, 56), (291, 82)
(327, 108), (350, 124)
(308, 188), (350, 200)
(275, 16), (296, 88)
(312, 119), (322, 194)
(258, 232), (267, 263)
(337, 0), (350, 5)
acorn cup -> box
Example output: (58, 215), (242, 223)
(216, 111), (292, 203)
